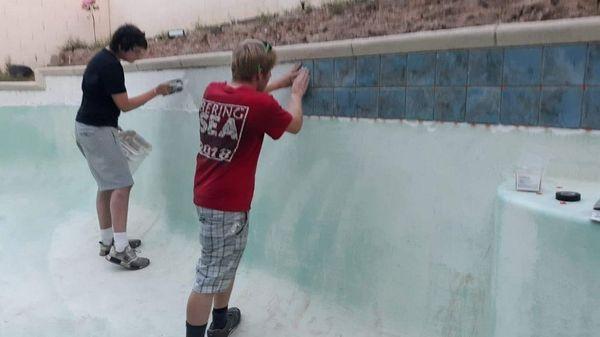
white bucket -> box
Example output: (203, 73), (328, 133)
(117, 130), (152, 173)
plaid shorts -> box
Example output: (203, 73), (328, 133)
(193, 206), (249, 294)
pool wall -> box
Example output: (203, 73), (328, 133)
(1, 18), (600, 337)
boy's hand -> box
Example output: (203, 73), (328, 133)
(291, 69), (310, 97)
(154, 83), (172, 96)
(279, 63), (302, 88)
(266, 63), (305, 93)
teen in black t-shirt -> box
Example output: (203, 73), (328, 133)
(75, 24), (173, 270)
(75, 48), (127, 127)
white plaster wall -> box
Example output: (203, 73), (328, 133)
(2, 66), (600, 336)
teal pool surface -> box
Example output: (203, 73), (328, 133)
(1, 105), (599, 337)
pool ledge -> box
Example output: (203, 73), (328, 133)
(496, 179), (600, 224)
(493, 179), (600, 337)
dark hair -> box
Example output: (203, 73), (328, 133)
(109, 24), (148, 53)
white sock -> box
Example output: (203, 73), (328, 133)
(113, 232), (129, 252)
(100, 227), (114, 246)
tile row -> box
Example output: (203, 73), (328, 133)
(302, 43), (600, 88)
(303, 86), (600, 129)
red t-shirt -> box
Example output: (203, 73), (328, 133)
(193, 82), (293, 211)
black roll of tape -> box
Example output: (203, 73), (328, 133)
(556, 191), (581, 202)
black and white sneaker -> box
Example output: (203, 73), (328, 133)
(105, 245), (150, 270)
(207, 307), (241, 337)
(99, 239), (142, 256)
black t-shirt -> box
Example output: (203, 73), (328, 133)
(76, 49), (126, 127)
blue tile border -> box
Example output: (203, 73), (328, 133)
(406, 87), (434, 120)
(586, 44), (600, 85)
(469, 48), (503, 86)
(540, 87), (583, 128)
(334, 88), (356, 117)
(542, 44), (587, 85)
(314, 59), (334, 88)
(357, 55), (380, 87)
(300, 42), (600, 129)
(503, 47), (542, 86)
(407, 52), (436, 86)
(355, 88), (379, 118)
(500, 87), (540, 126)
(312, 88), (334, 116)
(434, 87), (466, 122)
(437, 50), (468, 86)
(303, 86), (316, 116)
(380, 54), (406, 86)
(581, 88), (600, 129)
(334, 57), (355, 87)
(379, 87), (405, 119)
(466, 87), (500, 124)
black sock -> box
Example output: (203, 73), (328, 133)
(211, 306), (228, 330)
(186, 321), (206, 337)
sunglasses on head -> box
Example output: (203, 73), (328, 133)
(262, 40), (272, 53)
(257, 41), (273, 73)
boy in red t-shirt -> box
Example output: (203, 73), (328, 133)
(185, 39), (310, 337)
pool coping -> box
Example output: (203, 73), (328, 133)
(1, 16), (600, 91)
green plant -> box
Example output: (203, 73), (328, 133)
(89, 37), (109, 50)
(195, 22), (224, 35)
(194, 21), (204, 31)
(325, 0), (348, 15)
(60, 37), (107, 52)
(325, 0), (371, 15)
(0, 72), (12, 81)
(4, 57), (11, 73)
(257, 12), (278, 25)
(61, 38), (89, 52)
(0, 72), (33, 82)
(154, 31), (169, 41)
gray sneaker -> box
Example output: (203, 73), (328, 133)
(99, 239), (142, 256)
(105, 245), (150, 270)
(207, 307), (241, 337)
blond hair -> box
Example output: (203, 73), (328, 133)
(231, 39), (277, 82)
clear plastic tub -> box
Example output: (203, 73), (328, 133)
(117, 130), (152, 173)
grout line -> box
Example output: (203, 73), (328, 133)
(493, 22), (499, 47)
(538, 45), (545, 127)
(581, 42), (591, 128)
(498, 45), (505, 125)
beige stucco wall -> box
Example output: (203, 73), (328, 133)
(0, 0), (326, 69)
(0, 0), (111, 69)
(109, 0), (326, 36)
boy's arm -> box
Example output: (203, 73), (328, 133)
(285, 69), (309, 134)
(112, 83), (171, 112)
(266, 63), (302, 93)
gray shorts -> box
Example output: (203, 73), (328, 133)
(75, 122), (134, 191)
(193, 207), (249, 294)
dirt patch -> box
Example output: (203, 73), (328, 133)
(58, 0), (600, 66)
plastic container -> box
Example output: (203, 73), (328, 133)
(117, 130), (152, 173)
(168, 79), (183, 94)
(514, 166), (543, 192)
